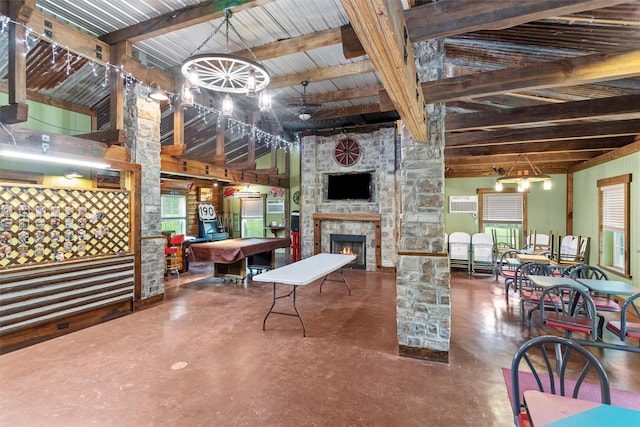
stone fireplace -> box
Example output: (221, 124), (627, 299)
(299, 129), (398, 272)
(330, 233), (366, 269)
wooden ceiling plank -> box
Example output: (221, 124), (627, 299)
(406, 0), (632, 42)
(100, 1), (275, 45)
(424, 48), (640, 103)
(446, 94), (640, 131)
(341, 0), (427, 141)
(268, 61), (376, 89)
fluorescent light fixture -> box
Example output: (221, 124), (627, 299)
(64, 170), (82, 179)
(0, 149), (111, 169)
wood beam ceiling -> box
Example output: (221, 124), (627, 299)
(341, 0), (427, 141)
(445, 136), (635, 157)
(446, 94), (640, 131)
(423, 48), (640, 103)
(446, 119), (640, 148)
(100, 1), (275, 45)
(405, 0), (632, 42)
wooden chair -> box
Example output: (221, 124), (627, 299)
(606, 292), (640, 344)
(540, 283), (602, 341)
(510, 335), (611, 427)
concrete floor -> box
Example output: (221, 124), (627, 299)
(1, 263), (638, 427)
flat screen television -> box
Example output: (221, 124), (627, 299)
(326, 172), (372, 201)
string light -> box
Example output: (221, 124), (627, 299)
(0, 14), (296, 150)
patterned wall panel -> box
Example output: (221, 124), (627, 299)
(0, 184), (131, 268)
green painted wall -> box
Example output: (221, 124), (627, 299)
(573, 152), (639, 284)
(0, 93), (91, 135)
(444, 174), (567, 239)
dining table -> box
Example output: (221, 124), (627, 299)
(523, 390), (640, 426)
(527, 275), (588, 291)
(575, 278), (640, 296)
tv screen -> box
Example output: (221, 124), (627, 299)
(326, 172), (372, 201)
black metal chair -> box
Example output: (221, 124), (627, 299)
(516, 262), (554, 326)
(510, 335), (611, 427)
(566, 264), (620, 313)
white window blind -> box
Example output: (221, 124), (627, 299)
(602, 183), (625, 231)
(242, 199), (263, 218)
(483, 193), (523, 223)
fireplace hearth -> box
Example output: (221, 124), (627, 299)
(330, 234), (366, 269)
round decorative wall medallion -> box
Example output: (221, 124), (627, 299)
(292, 191), (300, 205)
(334, 138), (361, 166)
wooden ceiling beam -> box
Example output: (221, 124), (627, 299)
(100, 1), (274, 45)
(447, 119), (640, 148)
(0, 83), (96, 117)
(446, 94), (640, 131)
(30, 10), (110, 62)
(571, 139), (640, 172)
(445, 136), (636, 156)
(341, 0), (427, 141)
(268, 61), (376, 89)
(236, 27), (341, 61)
(423, 48), (640, 103)
(284, 84), (383, 105)
(446, 151), (610, 167)
(405, 0), (631, 42)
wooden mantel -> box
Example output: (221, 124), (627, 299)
(312, 213), (382, 270)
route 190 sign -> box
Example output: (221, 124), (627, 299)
(198, 204), (217, 220)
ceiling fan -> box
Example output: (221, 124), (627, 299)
(294, 80), (320, 121)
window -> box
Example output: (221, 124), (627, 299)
(161, 194), (187, 234)
(478, 190), (526, 248)
(598, 174), (631, 277)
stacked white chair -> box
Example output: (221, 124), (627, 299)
(471, 232), (495, 275)
(448, 232), (471, 272)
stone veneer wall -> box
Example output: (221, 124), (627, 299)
(125, 85), (164, 299)
(299, 128), (397, 271)
(396, 39), (450, 363)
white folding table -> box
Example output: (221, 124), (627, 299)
(252, 253), (356, 336)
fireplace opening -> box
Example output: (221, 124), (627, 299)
(330, 234), (366, 269)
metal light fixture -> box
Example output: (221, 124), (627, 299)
(495, 154), (551, 192)
(0, 149), (111, 169)
(148, 82), (168, 101)
(180, 8), (270, 114)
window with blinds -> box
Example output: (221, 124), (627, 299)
(482, 193), (523, 223)
(601, 183), (624, 232)
(598, 174), (631, 277)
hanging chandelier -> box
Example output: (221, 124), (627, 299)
(495, 154), (552, 192)
(180, 9), (270, 116)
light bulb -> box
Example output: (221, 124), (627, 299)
(522, 179), (530, 189)
(222, 94), (234, 117)
(495, 181), (503, 191)
(543, 179), (552, 190)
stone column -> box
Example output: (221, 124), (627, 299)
(125, 84), (164, 299)
(396, 38), (451, 363)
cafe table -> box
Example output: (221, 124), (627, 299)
(527, 275), (588, 291)
(523, 390), (640, 426)
(575, 278), (640, 296)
